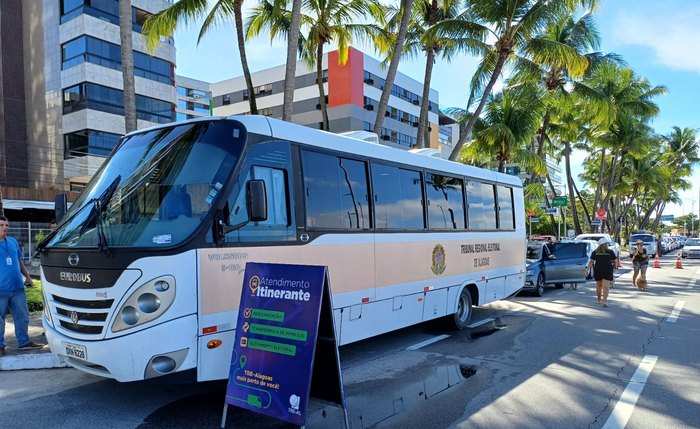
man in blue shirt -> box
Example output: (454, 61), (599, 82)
(0, 216), (42, 356)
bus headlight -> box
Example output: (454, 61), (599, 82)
(112, 276), (176, 333)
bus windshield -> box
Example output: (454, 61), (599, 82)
(49, 120), (245, 249)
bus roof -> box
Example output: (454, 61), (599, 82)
(125, 115), (522, 188)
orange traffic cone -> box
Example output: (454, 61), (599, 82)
(676, 252), (683, 269)
(653, 254), (661, 269)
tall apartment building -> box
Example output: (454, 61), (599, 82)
(0, 0), (175, 221)
(211, 47), (445, 152)
(175, 75), (211, 121)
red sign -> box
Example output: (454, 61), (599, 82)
(595, 208), (607, 220)
(527, 210), (536, 217)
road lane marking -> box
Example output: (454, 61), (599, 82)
(687, 279), (696, 289)
(467, 318), (494, 328)
(666, 300), (685, 323)
(406, 334), (450, 351)
(602, 355), (659, 429)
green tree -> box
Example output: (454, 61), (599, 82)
(432, 0), (596, 161)
(143, 0), (259, 115)
(459, 87), (547, 173)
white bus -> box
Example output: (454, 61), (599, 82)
(39, 116), (526, 382)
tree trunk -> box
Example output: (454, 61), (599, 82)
(282, 0), (302, 121)
(564, 142), (581, 234)
(119, 0), (137, 133)
(317, 43), (329, 131)
(528, 110), (550, 185)
(372, 0), (414, 135)
(234, 0), (257, 115)
(572, 180), (590, 232)
(449, 53), (507, 161)
(592, 148), (606, 227)
(416, 47), (435, 148)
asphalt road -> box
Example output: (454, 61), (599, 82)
(2, 254), (698, 429)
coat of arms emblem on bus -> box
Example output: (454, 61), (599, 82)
(431, 244), (446, 275)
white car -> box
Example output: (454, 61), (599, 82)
(574, 233), (620, 258)
(681, 238), (700, 259)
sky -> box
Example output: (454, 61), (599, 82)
(174, 0), (700, 220)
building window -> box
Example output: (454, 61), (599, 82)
(61, 36), (174, 85)
(64, 129), (122, 159)
(62, 82), (175, 123)
(60, 0), (154, 33)
(223, 95), (231, 105)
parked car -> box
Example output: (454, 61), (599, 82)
(628, 232), (657, 258)
(529, 235), (556, 242)
(681, 238), (700, 258)
(575, 233), (620, 258)
(524, 241), (590, 296)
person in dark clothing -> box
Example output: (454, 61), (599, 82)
(585, 237), (617, 307)
(631, 239), (650, 290)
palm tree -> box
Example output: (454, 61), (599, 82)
(404, 0), (466, 148)
(248, 0), (377, 130)
(372, 0), (414, 136)
(283, 0), (303, 121)
(459, 87), (547, 173)
(143, 0), (259, 115)
(431, 0), (597, 161)
(575, 63), (666, 226)
(119, 0), (137, 133)
(510, 12), (615, 195)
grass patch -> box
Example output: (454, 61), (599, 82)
(25, 279), (44, 312)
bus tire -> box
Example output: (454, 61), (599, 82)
(452, 287), (473, 329)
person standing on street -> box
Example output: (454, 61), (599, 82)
(0, 216), (42, 357)
(585, 237), (618, 307)
(631, 239), (650, 290)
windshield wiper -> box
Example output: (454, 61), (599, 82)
(79, 175), (121, 256)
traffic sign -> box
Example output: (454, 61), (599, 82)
(530, 217), (540, 223)
(659, 215), (675, 221)
(551, 196), (568, 207)
(545, 208), (559, 215)
(595, 208), (607, 220)
(591, 219), (602, 225)
(527, 210), (536, 217)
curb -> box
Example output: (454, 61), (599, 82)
(0, 352), (69, 371)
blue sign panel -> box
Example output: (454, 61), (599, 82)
(591, 220), (602, 225)
(225, 262), (327, 426)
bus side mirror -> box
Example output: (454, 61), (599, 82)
(246, 180), (267, 222)
(55, 193), (68, 222)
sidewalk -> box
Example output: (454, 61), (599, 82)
(0, 313), (68, 371)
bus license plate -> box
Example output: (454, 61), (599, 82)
(64, 342), (87, 361)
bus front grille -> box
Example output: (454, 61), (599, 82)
(52, 294), (114, 336)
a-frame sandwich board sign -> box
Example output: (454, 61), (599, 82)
(221, 262), (347, 428)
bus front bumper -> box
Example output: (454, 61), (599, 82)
(44, 314), (198, 382)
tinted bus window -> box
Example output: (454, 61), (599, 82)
(302, 151), (369, 230)
(338, 158), (370, 229)
(426, 173), (465, 230)
(466, 181), (497, 230)
(372, 164), (425, 229)
(497, 185), (514, 230)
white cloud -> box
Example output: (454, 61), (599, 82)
(610, 5), (700, 74)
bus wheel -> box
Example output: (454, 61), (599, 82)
(452, 288), (473, 329)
